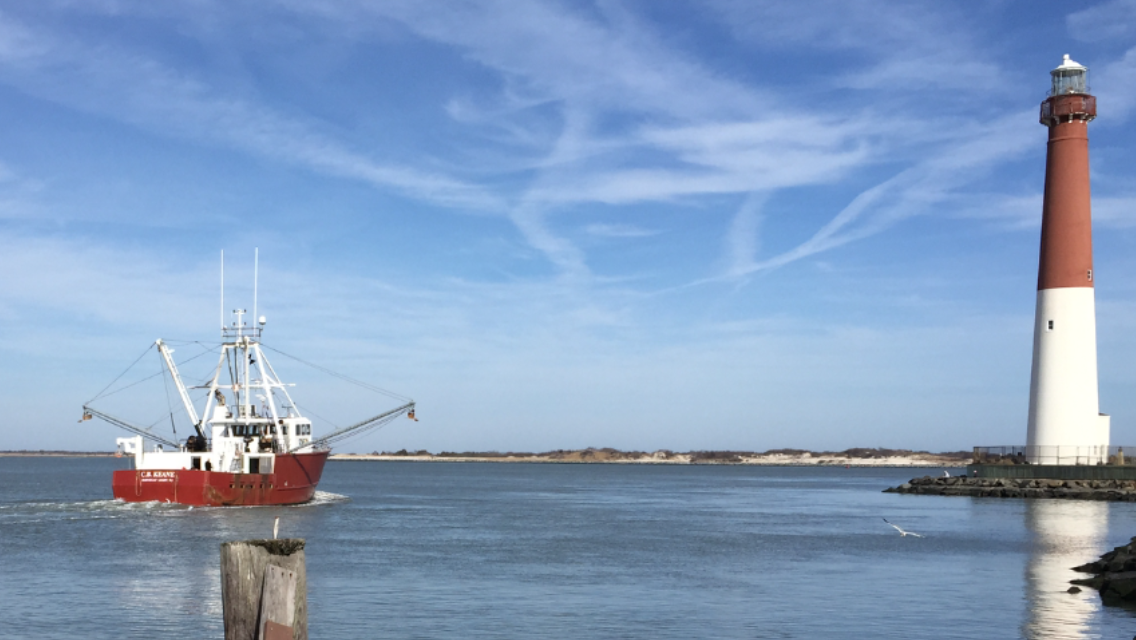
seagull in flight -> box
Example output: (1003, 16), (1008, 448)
(883, 518), (924, 538)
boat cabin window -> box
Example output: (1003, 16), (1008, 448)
(282, 426), (289, 436)
(298, 423), (311, 436)
(191, 457), (201, 470)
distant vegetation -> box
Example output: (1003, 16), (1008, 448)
(371, 447), (972, 462)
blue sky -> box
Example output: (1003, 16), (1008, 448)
(2, 0), (1136, 453)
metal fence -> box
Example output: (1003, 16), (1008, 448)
(973, 445), (1135, 466)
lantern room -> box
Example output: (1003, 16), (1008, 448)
(1051, 54), (1088, 96)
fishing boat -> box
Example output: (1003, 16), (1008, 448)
(82, 254), (415, 506)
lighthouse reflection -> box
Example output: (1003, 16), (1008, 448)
(1023, 499), (1107, 639)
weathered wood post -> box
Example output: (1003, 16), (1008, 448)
(220, 539), (308, 640)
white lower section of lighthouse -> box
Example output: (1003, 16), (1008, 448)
(1026, 287), (1110, 463)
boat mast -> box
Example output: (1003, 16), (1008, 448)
(249, 247), (257, 420)
(230, 308), (248, 413)
(253, 247), (258, 333)
(220, 250), (225, 333)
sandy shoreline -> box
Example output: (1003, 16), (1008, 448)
(330, 451), (969, 467)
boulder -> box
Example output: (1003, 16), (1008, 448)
(1072, 537), (1136, 604)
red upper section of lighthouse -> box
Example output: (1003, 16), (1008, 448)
(1036, 85), (1095, 291)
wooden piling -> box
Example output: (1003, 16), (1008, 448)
(220, 539), (308, 640)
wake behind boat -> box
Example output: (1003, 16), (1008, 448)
(81, 254), (415, 506)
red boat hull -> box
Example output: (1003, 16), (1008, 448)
(112, 451), (330, 506)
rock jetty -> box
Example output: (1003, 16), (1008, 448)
(1071, 537), (1136, 603)
(885, 475), (1136, 501)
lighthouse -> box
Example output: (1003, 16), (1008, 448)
(1025, 54), (1110, 464)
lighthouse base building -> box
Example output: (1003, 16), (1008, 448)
(1025, 287), (1110, 464)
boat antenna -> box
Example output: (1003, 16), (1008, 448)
(220, 250), (225, 332)
(253, 247), (258, 332)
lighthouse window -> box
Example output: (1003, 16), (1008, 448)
(1047, 320), (1055, 331)
(1087, 269), (1093, 281)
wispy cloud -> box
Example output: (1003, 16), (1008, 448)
(724, 192), (765, 278)
(1093, 46), (1136, 124)
(720, 111), (1037, 277)
(325, 0), (1052, 284)
(1068, 0), (1136, 43)
(707, 0), (1006, 93)
(342, 0), (766, 119)
(1094, 196), (1136, 228)
(528, 116), (872, 206)
(0, 10), (500, 212)
(952, 193), (1043, 230)
(1, 1), (1045, 282)
(306, 0), (927, 275)
(585, 223), (659, 238)
(0, 159), (17, 183)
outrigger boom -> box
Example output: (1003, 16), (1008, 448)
(156, 339), (204, 440)
(298, 401), (416, 453)
(80, 405), (182, 450)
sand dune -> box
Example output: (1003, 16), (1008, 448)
(333, 447), (969, 467)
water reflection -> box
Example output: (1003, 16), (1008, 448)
(1023, 499), (1107, 639)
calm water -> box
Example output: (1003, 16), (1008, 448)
(2, 457), (1135, 639)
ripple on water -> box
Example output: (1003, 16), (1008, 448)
(0, 497), (184, 524)
(0, 489), (348, 524)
